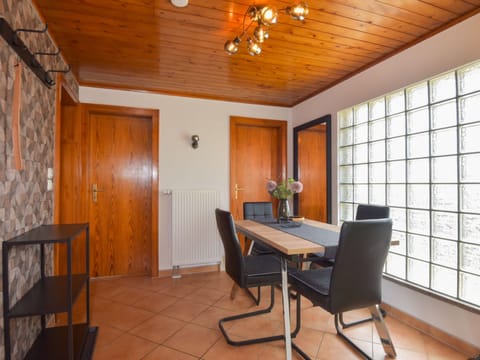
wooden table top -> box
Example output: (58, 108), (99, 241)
(234, 219), (335, 256)
(235, 219), (399, 257)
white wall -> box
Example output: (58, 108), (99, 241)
(292, 13), (480, 348)
(79, 88), (292, 271)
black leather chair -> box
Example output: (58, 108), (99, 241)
(309, 204), (391, 327)
(288, 219), (396, 360)
(311, 204), (390, 268)
(243, 202), (276, 256)
(356, 204), (390, 221)
(215, 208), (301, 346)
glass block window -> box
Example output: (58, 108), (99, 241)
(338, 60), (480, 308)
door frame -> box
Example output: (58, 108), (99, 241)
(229, 116), (287, 219)
(54, 98), (159, 277)
(293, 114), (332, 223)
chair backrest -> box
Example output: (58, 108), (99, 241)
(243, 202), (275, 222)
(328, 218), (392, 313)
(355, 204), (390, 220)
(215, 208), (245, 286)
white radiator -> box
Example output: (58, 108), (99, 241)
(171, 190), (222, 268)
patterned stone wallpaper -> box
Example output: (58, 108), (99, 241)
(1, 0), (79, 359)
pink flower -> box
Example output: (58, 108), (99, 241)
(290, 181), (303, 193)
(266, 180), (277, 192)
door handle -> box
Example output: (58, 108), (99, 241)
(234, 183), (246, 200)
(92, 183), (104, 203)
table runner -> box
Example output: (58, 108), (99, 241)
(261, 221), (339, 258)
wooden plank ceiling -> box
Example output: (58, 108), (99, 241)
(33, 0), (480, 107)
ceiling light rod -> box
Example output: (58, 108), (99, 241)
(224, 2), (309, 56)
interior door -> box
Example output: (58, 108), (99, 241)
(294, 115), (331, 223)
(57, 102), (158, 278)
(229, 117), (287, 221)
(88, 107), (154, 277)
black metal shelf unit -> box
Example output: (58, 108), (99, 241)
(2, 224), (98, 360)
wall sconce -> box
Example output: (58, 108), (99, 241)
(191, 135), (199, 149)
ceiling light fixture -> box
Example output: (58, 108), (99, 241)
(170, 0), (188, 8)
(224, 2), (309, 56)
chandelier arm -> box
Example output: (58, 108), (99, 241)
(241, 5), (257, 39)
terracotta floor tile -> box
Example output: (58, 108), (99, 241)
(157, 283), (199, 298)
(203, 337), (266, 360)
(93, 333), (157, 360)
(160, 299), (210, 322)
(203, 278), (238, 293)
(142, 345), (198, 360)
(260, 341), (307, 360)
(90, 280), (123, 299)
(184, 287), (226, 305)
(191, 306), (238, 330)
(300, 306), (337, 334)
(374, 317), (426, 353)
(128, 314), (187, 343)
(107, 285), (154, 305)
(292, 326), (324, 359)
(340, 321), (374, 343)
(316, 333), (366, 360)
(92, 300), (155, 331)
(227, 313), (283, 341)
(88, 273), (468, 360)
(93, 323), (124, 350)
(109, 275), (176, 292)
(213, 293), (257, 312)
(163, 323), (220, 357)
(372, 343), (427, 360)
(132, 292), (179, 313)
(422, 335), (468, 360)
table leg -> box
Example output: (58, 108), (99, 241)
(281, 257), (292, 360)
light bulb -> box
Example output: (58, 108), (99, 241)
(224, 37), (241, 55)
(247, 38), (262, 56)
(287, 2), (309, 21)
(253, 25), (269, 43)
(259, 6), (278, 25)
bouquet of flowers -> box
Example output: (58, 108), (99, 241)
(266, 178), (303, 199)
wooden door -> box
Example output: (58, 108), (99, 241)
(88, 106), (157, 277)
(57, 102), (158, 278)
(230, 117), (287, 221)
(297, 123), (327, 221)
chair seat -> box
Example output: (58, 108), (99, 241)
(244, 255), (281, 287)
(289, 268), (331, 310)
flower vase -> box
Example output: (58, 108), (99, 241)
(277, 199), (290, 222)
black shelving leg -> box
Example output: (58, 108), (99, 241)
(3, 243), (11, 360)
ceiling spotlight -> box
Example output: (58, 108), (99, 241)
(224, 37), (241, 55)
(258, 6), (278, 25)
(247, 38), (262, 56)
(253, 25), (269, 43)
(224, 2), (309, 56)
(286, 2), (309, 21)
(170, 0), (188, 7)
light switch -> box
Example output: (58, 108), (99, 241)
(47, 167), (54, 191)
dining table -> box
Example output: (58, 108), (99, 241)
(234, 218), (341, 360)
(234, 218), (399, 360)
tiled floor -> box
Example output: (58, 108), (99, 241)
(90, 271), (469, 359)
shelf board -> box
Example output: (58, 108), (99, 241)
(24, 323), (98, 360)
(4, 223), (88, 246)
(8, 275), (87, 318)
